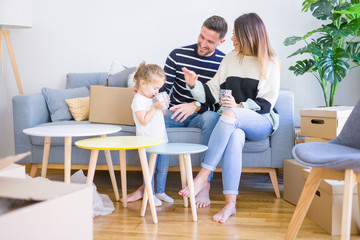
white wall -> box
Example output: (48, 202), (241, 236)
(1, 0), (359, 157)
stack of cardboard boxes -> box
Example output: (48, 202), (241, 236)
(284, 106), (358, 235)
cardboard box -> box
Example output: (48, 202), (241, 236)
(300, 106), (353, 139)
(283, 159), (311, 205)
(304, 137), (331, 143)
(0, 177), (93, 240)
(303, 169), (360, 235)
(89, 85), (134, 125)
(0, 164), (25, 179)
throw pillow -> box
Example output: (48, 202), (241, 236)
(107, 67), (137, 87)
(127, 71), (136, 88)
(41, 87), (90, 121)
(108, 57), (125, 76)
(65, 96), (90, 121)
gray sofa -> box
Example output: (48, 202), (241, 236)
(13, 72), (294, 195)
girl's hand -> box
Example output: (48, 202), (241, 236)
(153, 101), (165, 110)
(182, 67), (198, 88)
(220, 94), (237, 108)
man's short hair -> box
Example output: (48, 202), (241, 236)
(202, 15), (228, 40)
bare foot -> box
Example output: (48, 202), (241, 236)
(195, 182), (211, 208)
(121, 185), (144, 203)
(179, 175), (208, 198)
(212, 201), (236, 223)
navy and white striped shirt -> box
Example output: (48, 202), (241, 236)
(160, 44), (225, 113)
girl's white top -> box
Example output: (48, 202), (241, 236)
(131, 93), (168, 143)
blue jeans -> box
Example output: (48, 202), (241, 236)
(154, 154), (169, 193)
(145, 153), (168, 194)
(201, 108), (273, 195)
(164, 110), (219, 181)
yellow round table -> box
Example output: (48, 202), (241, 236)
(75, 136), (163, 224)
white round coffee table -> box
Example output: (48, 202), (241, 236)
(23, 124), (122, 191)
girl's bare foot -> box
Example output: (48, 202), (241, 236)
(212, 200), (236, 223)
(121, 185), (144, 203)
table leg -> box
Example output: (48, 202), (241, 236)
(141, 153), (157, 216)
(41, 136), (51, 178)
(64, 137), (72, 183)
(179, 154), (188, 207)
(100, 134), (120, 202)
(138, 148), (158, 224)
(86, 149), (99, 184)
(119, 150), (127, 207)
(104, 150), (120, 201)
(184, 154), (197, 222)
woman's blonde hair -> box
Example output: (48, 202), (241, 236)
(134, 61), (165, 87)
(234, 13), (278, 78)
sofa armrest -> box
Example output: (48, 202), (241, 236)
(12, 93), (50, 163)
(270, 89), (295, 168)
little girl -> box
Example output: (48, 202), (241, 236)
(130, 61), (173, 206)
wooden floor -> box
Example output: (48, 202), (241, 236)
(43, 169), (359, 240)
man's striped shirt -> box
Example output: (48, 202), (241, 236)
(160, 44), (225, 113)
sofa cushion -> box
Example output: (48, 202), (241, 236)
(243, 138), (270, 153)
(41, 87), (90, 121)
(107, 67), (137, 87)
(65, 96), (90, 121)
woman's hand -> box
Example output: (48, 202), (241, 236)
(220, 94), (238, 108)
(182, 67), (198, 88)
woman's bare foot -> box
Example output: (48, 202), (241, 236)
(179, 169), (211, 198)
(195, 182), (211, 208)
(121, 185), (144, 203)
(212, 199), (236, 223)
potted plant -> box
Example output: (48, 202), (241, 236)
(284, 0), (360, 107)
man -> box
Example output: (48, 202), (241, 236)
(126, 15), (228, 208)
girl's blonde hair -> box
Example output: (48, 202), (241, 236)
(133, 61), (165, 87)
(234, 13), (279, 78)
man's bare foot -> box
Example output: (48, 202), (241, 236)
(121, 185), (144, 203)
(195, 182), (211, 208)
(179, 175), (208, 198)
(212, 201), (236, 223)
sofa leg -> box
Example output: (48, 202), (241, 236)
(242, 167), (281, 199)
(29, 164), (39, 177)
(269, 168), (280, 199)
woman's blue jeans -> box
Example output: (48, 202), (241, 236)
(201, 108), (273, 195)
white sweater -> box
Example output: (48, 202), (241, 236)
(189, 50), (281, 131)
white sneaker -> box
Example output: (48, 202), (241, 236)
(156, 193), (174, 203)
(153, 195), (162, 206)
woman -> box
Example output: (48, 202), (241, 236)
(179, 13), (281, 223)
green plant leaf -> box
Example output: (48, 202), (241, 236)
(318, 49), (350, 84)
(323, 23), (346, 37)
(310, 0), (336, 20)
(303, 28), (325, 39)
(288, 47), (309, 58)
(333, 3), (360, 16)
(346, 41), (360, 63)
(289, 59), (317, 75)
(284, 36), (303, 46)
(340, 18), (360, 36)
(307, 42), (324, 57)
(317, 34), (333, 47)
(302, 0), (320, 12)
